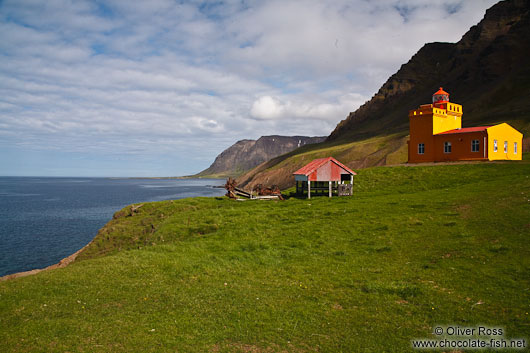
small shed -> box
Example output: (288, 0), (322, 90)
(293, 157), (357, 199)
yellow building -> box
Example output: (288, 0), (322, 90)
(408, 88), (523, 163)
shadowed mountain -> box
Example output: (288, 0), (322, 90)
(237, 0), (530, 190)
(329, 0), (530, 141)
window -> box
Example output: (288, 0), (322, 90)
(444, 141), (452, 153)
(504, 141), (508, 153)
(494, 139), (497, 152)
(471, 139), (480, 152)
(514, 142), (518, 154)
(418, 143), (425, 155)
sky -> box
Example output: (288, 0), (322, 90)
(0, 0), (498, 177)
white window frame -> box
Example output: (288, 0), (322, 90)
(418, 143), (425, 155)
(444, 141), (452, 153)
(471, 139), (480, 152)
(504, 141), (508, 153)
(493, 139), (497, 152)
(514, 142), (518, 154)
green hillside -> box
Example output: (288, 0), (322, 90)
(237, 132), (410, 189)
(1, 159), (529, 352)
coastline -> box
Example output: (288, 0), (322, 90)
(0, 239), (94, 282)
(107, 176), (226, 180)
(0, 179), (226, 283)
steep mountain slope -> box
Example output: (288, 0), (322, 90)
(329, 0), (530, 141)
(196, 135), (325, 178)
(238, 0), (530, 190)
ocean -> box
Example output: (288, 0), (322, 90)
(0, 177), (225, 277)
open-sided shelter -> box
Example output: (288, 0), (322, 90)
(293, 157), (357, 199)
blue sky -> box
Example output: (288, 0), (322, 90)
(0, 0), (497, 177)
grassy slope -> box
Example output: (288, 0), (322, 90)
(235, 132), (407, 190)
(1, 161), (529, 352)
(237, 115), (530, 190)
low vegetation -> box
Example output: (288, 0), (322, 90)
(237, 118), (530, 190)
(236, 132), (411, 190)
(1, 159), (529, 352)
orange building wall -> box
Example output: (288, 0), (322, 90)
(433, 132), (488, 161)
(408, 109), (435, 163)
(408, 103), (462, 163)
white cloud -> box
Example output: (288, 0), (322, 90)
(0, 0), (499, 176)
(251, 93), (365, 122)
(250, 96), (284, 120)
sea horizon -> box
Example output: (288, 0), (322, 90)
(0, 175), (211, 179)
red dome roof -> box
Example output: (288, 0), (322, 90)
(432, 87), (450, 104)
(433, 87), (449, 96)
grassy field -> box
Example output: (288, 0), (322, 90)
(1, 161), (529, 352)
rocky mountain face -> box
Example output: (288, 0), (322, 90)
(237, 0), (530, 189)
(197, 135), (325, 177)
(329, 0), (530, 142)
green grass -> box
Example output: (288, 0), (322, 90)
(1, 162), (529, 352)
(270, 132), (408, 170)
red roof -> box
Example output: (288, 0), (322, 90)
(293, 157), (356, 176)
(436, 126), (491, 135)
(433, 87), (449, 96)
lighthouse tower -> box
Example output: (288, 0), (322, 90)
(407, 87), (463, 163)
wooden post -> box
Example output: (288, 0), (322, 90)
(308, 181), (311, 199)
(329, 181), (332, 198)
(351, 175), (354, 194)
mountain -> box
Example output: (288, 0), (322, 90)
(329, 0), (530, 141)
(196, 135), (325, 178)
(237, 0), (530, 190)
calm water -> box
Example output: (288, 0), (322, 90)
(0, 177), (225, 277)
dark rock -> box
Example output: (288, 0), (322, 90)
(197, 135), (325, 177)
